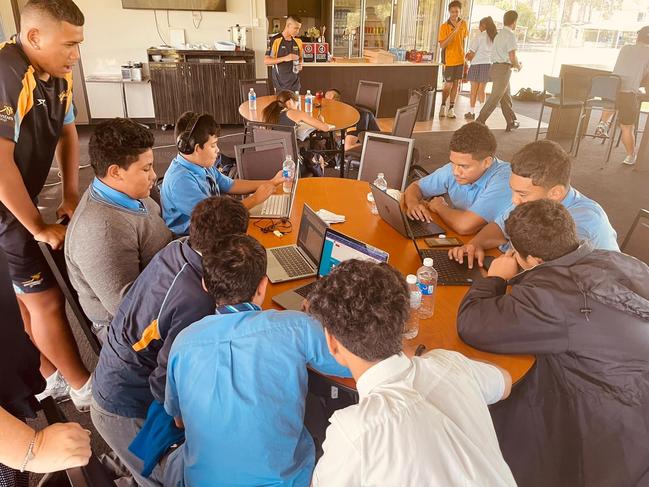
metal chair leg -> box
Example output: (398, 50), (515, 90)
(606, 111), (618, 163)
(573, 106), (585, 157)
(535, 103), (544, 141)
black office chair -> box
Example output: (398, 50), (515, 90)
(620, 208), (649, 264)
(355, 80), (383, 117)
(234, 139), (289, 180)
(239, 78), (273, 103)
(357, 133), (415, 191)
(38, 397), (115, 487)
(37, 233), (101, 356)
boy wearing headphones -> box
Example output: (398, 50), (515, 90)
(161, 112), (286, 235)
(66, 118), (172, 339)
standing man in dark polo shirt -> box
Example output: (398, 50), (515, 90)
(264, 15), (303, 93)
(0, 0), (91, 411)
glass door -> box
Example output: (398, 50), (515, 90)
(363, 0), (393, 50)
(332, 0), (363, 58)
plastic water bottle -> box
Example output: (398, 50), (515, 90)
(416, 258), (438, 319)
(305, 90), (313, 113)
(370, 172), (388, 214)
(404, 274), (421, 339)
(294, 90), (301, 110)
(248, 88), (257, 110)
(292, 57), (301, 74)
(282, 154), (296, 193)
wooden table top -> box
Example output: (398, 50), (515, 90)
(248, 178), (535, 388)
(239, 95), (360, 132)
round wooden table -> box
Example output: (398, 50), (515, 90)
(248, 178), (535, 389)
(239, 96), (360, 178)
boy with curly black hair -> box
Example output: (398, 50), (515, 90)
(308, 259), (515, 486)
(65, 118), (172, 338)
(404, 122), (512, 235)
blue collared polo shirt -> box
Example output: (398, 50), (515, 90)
(417, 159), (512, 222)
(165, 308), (351, 487)
(161, 154), (234, 235)
(494, 187), (619, 252)
(90, 177), (147, 213)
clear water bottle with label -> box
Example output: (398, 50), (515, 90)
(416, 258), (438, 319)
(294, 90), (301, 110)
(370, 172), (388, 214)
(248, 88), (257, 110)
(404, 274), (421, 339)
(282, 154), (296, 193)
(305, 90), (313, 113)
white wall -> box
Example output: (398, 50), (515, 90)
(74, 0), (268, 118)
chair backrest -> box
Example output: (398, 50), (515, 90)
(247, 121), (300, 161)
(588, 75), (621, 103)
(235, 139), (288, 180)
(40, 397), (116, 487)
(239, 78), (273, 103)
(392, 103), (419, 138)
(621, 208), (649, 264)
(355, 80), (383, 116)
(37, 240), (101, 356)
(543, 74), (562, 98)
(357, 133), (415, 192)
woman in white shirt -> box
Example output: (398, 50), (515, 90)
(465, 16), (497, 120)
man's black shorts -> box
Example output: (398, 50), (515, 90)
(443, 64), (465, 82)
(0, 209), (54, 294)
(618, 92), (640, 126)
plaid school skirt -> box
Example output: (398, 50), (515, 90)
(467, 63), (491, 83)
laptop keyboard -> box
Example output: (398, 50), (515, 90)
(294, 281), (317, 298)
(408, 218), (436, 238)
(261, 195), (288, 216)
(270, 247), (314, 277)
(418, 249), (476, 285)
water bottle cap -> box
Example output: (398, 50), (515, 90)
(286, 154), (293, 160)
(423, 258), (434, 267)
(406, 274), (417, 284)
(378, 172), (384, 178)
(306, 90), (312, 94)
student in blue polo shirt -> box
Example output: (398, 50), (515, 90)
(404, 122), (511, 235)
(161, 111), (286, 235)
(449, 140), (619, 268)
(66, 119), (172, 344)
(90, 196), (248, 487)
(163, 234), (350, 487)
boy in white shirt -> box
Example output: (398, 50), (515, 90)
(307, 259), (516, 487)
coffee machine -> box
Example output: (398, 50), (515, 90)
(228, 24), (248, 50)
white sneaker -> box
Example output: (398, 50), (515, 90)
(439, 105), (447, 118)
(35, 371), (70, 403)
(447, 107), (457, 119)
(622, 154), (636, 166)
(69, 376), (93, 412)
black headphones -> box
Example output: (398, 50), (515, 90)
(176, 113), (203, 155)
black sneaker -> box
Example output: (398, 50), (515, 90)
(464, 112), (475, 120)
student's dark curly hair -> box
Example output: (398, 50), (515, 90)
(23, 0), (84, 26)
(189, 196), (249, 253)
(505, 199), (579, 261)
(89, 118), (154, 178)
(449, 122), (497, 161)
(202, 234), (267, 305)
(307, 260), (409, 362)
(511, 140), (571, 189)
(175, 112), (220, 150)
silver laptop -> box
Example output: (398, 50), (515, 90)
(272, 228), (390, 310)
(266, 204), (328, 284)
(249, 170), (299, 219)
(371, 184), (445, 238)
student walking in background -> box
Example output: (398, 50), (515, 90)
(476, 10), (521, 131)
(438, 1), (468, 119)
(465, 17), (497, 120)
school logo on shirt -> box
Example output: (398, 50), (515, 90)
(21, 272), (43, 289)
(58, 90), (69, 104)
(0, 104), (14, 123)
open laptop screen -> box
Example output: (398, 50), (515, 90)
(297, 205), (328, 265)
(318, 228), (389, 278)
